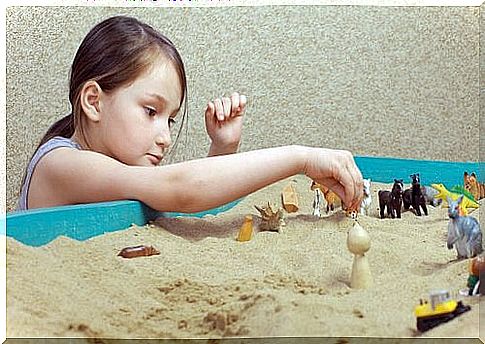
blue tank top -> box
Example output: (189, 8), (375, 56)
(17, 136), (81, 211)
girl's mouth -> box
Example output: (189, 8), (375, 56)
(147, 153), (162, 165)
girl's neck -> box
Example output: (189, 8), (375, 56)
(71, 129), (91, 151)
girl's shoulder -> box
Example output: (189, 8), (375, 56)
(17, 136), (82, 211)
(39, 136), (81, 152)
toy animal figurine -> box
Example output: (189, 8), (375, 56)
(431, 183), (479, 216)
(405, 185), (441, 207)
(321, 185), (341, 213)
(464, 172), (485, 201)
(378, 179), (404, 219)
(345, 207), (358, 220)
(359, 179), (372, 216)
(450, 185), (476, 202)
(465, 254), (485, 296)
(446, 195), (483, 259)
(254, 202), (285, 232)
(421, 185), (442, 207)
(402, 173), (428, 216)
(310, 181), (323, 217)
(311, 181), (341, 213)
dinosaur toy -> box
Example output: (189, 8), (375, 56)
(431, 183), (479, 216)
(450, 185), (476, 202)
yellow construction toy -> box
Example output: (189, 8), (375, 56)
(431, 183), (479, 216)
(414, 290), (471, 332)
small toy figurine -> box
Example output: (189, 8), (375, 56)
(431, 183), (479, 216)
(414, 290), (471, 332)
(237, 215), (254, 242)
(345, 207), (358, 220)
(378, 179), (404, 219)
(421, 185), (442, 207)
(464, 171), (485, 201)
(450, 185), (477, 203)
(402, 173), (428, 216)
(310, 181), (324, 217)
(347, 221), (372, 289)
(281, 182), (299, 213)
(465, 254), (485, 296)
(310, 181), (341, 214)
(447, 195), (483, 259)
(118, 245), (160, 258)
(359, 178), (372, 216)
(254, 202), (285, 232)
(322, 185), (341, 213)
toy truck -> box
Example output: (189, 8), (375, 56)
(414, 290), (471, 332)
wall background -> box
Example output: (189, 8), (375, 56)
(6, 5), (481, 211)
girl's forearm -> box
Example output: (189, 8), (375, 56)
(132, 145), (308, 212)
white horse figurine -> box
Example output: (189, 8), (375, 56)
(311, 181), (324, 217)
(360, 179), (372, 216)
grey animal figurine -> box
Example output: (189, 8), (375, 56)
(422, 185), (442, 207)
(447, 195), (483, 259)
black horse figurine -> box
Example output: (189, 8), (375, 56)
(378, 179), (404, 219)
(403, 173), (428, 216)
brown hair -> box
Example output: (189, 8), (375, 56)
(21, 16), (188, 188)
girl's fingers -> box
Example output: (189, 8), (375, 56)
(213, 98), (224, 121)
(348, 158), (364, 208)
(336, 150), (363, 209)
(337, 168), (356, 208)
(205, 102), (215, 121)
(210, 93), (247, 121)
(222, 97), (231, 120)
(236, 94), (247, 116)
(239, 94), (247, 110)
(230, 92), (240, 115)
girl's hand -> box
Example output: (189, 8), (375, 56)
(206, 92), (247, 156)
(303, 147), (363, 210)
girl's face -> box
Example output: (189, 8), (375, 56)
(96, 58), (182, 166)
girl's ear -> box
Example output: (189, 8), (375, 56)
(80, 80), (103, 122)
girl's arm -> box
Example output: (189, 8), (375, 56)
(29, 145), (362, 212)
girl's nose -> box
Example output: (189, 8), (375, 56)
(155, 129), (172, 148)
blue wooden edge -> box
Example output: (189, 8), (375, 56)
(354, 156), (484, 187)
(3, 199), (241, 247)
(2, 156), (483, 247)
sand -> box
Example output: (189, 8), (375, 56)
(6, 175), (483, 340)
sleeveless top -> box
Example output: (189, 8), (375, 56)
(17, 136), (81, 211)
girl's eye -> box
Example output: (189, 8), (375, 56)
(169, 117), (176, 128)
(145, 107), (157, 117)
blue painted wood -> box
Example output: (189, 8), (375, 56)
(3, 156), (483, 247)
(355, 156), (483, 187)
(5, 199), (241, 247)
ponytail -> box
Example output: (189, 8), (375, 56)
(36, 113), (75, 149)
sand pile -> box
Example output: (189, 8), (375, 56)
(6, 175), (482, 339)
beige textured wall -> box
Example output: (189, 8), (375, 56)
(6, 5), (480, 210)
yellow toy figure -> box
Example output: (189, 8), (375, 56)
(431, 183), (479, 216)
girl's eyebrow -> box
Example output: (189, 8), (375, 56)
(146, 93), (180, 114)
(146, 93), (167, 105)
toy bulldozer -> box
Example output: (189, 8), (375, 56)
(414, 290), (471, 332)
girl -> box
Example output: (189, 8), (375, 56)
(18, 15), (363, 213)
